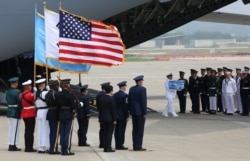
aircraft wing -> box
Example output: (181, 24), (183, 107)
(197, 12), (250, 25)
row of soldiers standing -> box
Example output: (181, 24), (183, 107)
(177, 67), (250, 116)
(6, 77), (90, 155)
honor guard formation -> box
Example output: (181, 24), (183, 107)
(5, 75), (147, 155)
(163, 66), (250, 117)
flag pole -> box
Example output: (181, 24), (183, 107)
(46, 58), (49, 85)
(79, 73), (82, 86)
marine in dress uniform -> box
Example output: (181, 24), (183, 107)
(20, 80), (36, 152)
(77, 85), (91, 147)
(45, 80), (60, 154)
(234, 68), (243, 114)
(96, 82), (110, 148)
(177, 71), (188, 113)
(113, 81), (129, 150)
(222, 71), (237, 115)
(55, 79), (80, 155)
(217, 68), (224, 112)
(6, 77), (21, 151)
(200, 68), (208, 112)
(188, 69), (201, 114)
(128, 75), (147, 151)
(240, 71), (250, 116)
(35, 78), (50, 153)
(100, 85), (117, 152)
(162, 73), (178, 117)
(207, 69), (219, 114)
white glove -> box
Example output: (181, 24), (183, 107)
(46, 85), (50, 90)
(59, 87), (62, 91)
(33, 87), (37, 92)
(80, 102), (84, 107)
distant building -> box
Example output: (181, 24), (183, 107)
(191, 39), (236, 47)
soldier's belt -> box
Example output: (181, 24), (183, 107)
(36, 107), (48, 110)
(241, 87), (250, 89)
(61, 106), (71, 109)
(23, 106), (35, 110)
(209, 87), (216, 89)
(8, 104), (18, 107)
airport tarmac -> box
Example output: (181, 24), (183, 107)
(1, 57), (250, 161)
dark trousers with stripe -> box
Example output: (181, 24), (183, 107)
(77, 118), (89, 145)
(114, 120), (127, 148)
(132, 115), (145, 149)
(48, 120), (60, 153)
(103, 122), (114, 150)
(241, 94), (249, 116)
(60, 119), (73, 154)
(177, 93), (186, 113)
(99, 122), (104, 147)
(23, 117), (35, 150)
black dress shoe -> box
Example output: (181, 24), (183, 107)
(48, 151), (61, 155)
(116, 146), (128, 150)
(78, 143), (90, 147)
(227, 113), (233, 115)
(13, 145), (21, 151)
(38, 150), (46, 153)
(234, 110), (240, 114)
(25, 148), (37, 152)
(62, 152), (75, 156)
(99, 145), (104, 148)
(133, 148), (147, 151)
(104, 148), (115, 152)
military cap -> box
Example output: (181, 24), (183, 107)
(191, 69), (197, 73)
(206, 67), (212, 71)
(243, 70), (249, 74)
(235, 68), (241, 71)
(211, 69), (216, 73)
(35, 78), (46, 84)
(8, 77), (19, 83)
(217, 68), (222, 72)
(244, 66), (249, 71)
(166, 73), (173, 77)
(227, 69), (233, 72)
(60, 79), (71, 84)
(179, 71), (185, 74)
(222, 67), (228, 70)
(100, 82), (110, 87)
(22, 80), (32, 86)
(48, 80), (59, 86)
(133, 75), (144, 81)
(80, 84), (88, 92)
(117, 81), (127, 87)
(201, 68), (206, 71)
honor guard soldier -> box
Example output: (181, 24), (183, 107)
(55, 78), (80, 155)
(207, 69), (219, 114)
(113, 81), (129, 150)
(240, 71), (250, 116)
(77, 84), (91, 147)
(35, 78), (50, 153)
(96, 82), (110, 148)
(222, 71), (237, 115)
(234, 68), (243, 114)
(177, 71), (188, 113)
(45, 80), (60, 154)
(20, 80), (36, 152)
(217, 68), (224, 112)
(200, 68), (207, 112)
(6, 77), (22, 151)
(162, 73), (178, 117)
(100, 85), (117, 152)
(128, 75), (147, 151)
(188, 69), (201, 114)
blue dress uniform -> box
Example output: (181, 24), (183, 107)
(113, 81), (129, 150)
(96, 82), (110, 148)
(177, 71), (188, 113)
(6, 77), (22, 151)
(55, 79), (79, 155)
(45, 80), (60, 154)
(200, 68), (208, 112)
(77, 85), (91, 146)
(240, 72), (250, 116)
(128, 75), (147, 151)
(217, 68), (224, 112)
(188, 69), (201, 114)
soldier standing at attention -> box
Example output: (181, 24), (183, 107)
(55, 79), (81, 155)
(128, 75), (147, 151)
(6, 77), (22, 151)
(35, 78), (50, 153)
(200, 68), (207, 112)
(20, 80), (36, 152)
(177, 71), (188, 113)
(77, 84), (91, 147)
(113, 81), (129, 150)
(217, 68), (224, 112)
(45, 80), (61, 154)
(240, 71), (250, 116)
(100, 85), (117, 152)
(188, 69), (201, 114)
(96, 82), (110, 148)
(207, 69), (219, 114)
(234, 68), (243, 114)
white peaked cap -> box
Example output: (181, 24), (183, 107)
(225, 71), (231, 75)
(35, 78), (46, 84)
(166, 73), (173, 77)
(22, 80), (32, 86)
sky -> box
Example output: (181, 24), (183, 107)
(218, 0), (250, 15)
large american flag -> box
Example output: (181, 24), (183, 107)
(59, 10), (125, 66)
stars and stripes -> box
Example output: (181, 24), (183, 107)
(59, 10), (125, 66)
